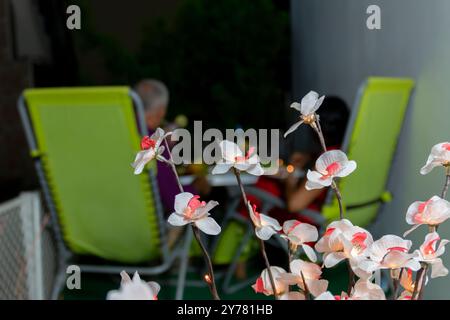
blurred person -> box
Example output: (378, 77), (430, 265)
(135, 79), (211, 217)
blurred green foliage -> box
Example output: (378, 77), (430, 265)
(75, 0), (290, 130)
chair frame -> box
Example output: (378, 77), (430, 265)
(18, 88), (192, 300)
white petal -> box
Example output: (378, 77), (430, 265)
(324, 252), (347, 268)
(256, 226), (278, 240)
(305, 180), (326, 190)
(302, 244), (317, 262)
(219, 140), (243, 162)
(403, 224), (421, 237)
(195, 217), (221, 235)
(335, 160), (357, 177)
(284, 120), (304, 138)
(290, 102), (302, 111)
(212, 162), (232, 175)
(246, 163), (265, 176)
(431, 258), (449, 278)
(174, 192), (194, 213)
(260, 214), (282, 230)
(168, 213), (189, 226)
(300, 91), (320, 115)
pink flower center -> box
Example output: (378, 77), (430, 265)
(351, 232), (368, 250)
(414, 199), (433, 223)
(153, 295), (158, 300)
(252, 204), (261, 220)
(184, 195), (206, 219)
(320, 162), (341, 180)
(253, 277), (265, 293)
(286, 221), (302, 234)
(141, 136), (157, 150)
(387, 247), (408, 253)
(235, 146), (255, 162)
(324, 227), (336, 236)
(424, 237), (439, 255)
(442, 143), (450, 151)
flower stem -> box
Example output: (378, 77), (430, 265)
(441, 168), (450, 199)
(392, 268), (404, 300)
(191, 225), (220, 300)
(163, 137), (220, 300)
(233, 168), (278, 300)
(300, 271), (310, 300)
(412, 264), (427, 300)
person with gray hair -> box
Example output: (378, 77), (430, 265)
(135, 79), (169, 130)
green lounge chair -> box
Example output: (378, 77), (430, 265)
(18, 87), (192, 299)
(213, 77), (414, 293)
(321, 77), (415, 226)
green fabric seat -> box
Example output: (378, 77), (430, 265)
(322, 77), (415, 226)
(23, 87), (161, 263)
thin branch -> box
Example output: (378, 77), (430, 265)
(441, 169), (450, 199)
(392, 268), (404, 300)
(163, 137), (220, 300)
(233, 168), (278, 300)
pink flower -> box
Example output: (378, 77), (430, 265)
(420, 142), (450, 175)
(132, 128), (167, 174)
(284, 91), (325, 138)
(399, 268), (417, 296)
(315, 219), (354, 254)
(319, 224), (374, 280)
(359, 235), (421, 273)
(106, 271), (160, 300)
(404, 196), (450, 236)
(212, 140), (264, 176)
(278, 259), (328, 297)
(415, 232), (449, 278)
(317, 280), (385, 300)
(252, 267), (288, 296)
(168, 192), (221, 235)
(281, 220), (318, 262)
(247, 202), (282, 240)
(305, 150), (357, 190)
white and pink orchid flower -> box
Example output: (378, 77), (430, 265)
(252, 267), (288, 296)
(399, 268), (416, 296)
(320, 225), (374, 280)
(315, 219), (354, 255)
(404, 196), (450, 236)
(278, 259), (328, 297)
(281, 220), (318, 262)
(106, 271), (160, 300)
(284, 91), (325, 138)
(132, 128), (168, 174)
(168, 192), (221, 235)
(212, 140), (264, 176)
(415, 232), (449, 278)
(420, 142), (450, 175)
(305, 150), (357, 190)
(317, 280), (386, 300)
(359, 235), (421, 273)
(248, 202), (282, 240)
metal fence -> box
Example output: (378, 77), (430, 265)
(0, 192), (56, 299)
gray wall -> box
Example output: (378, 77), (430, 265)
(291, 0), (450, 299)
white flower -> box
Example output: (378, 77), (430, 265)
(420, 142), (450, 175)
(248, 202), (282, 240)
(359, 235), (421, 273)
(132, 128), (167, 174)
(281, 220), (318, 262)
(279, 291), (306, 300)
(284, 91), (325, 138)
(415, 232), (449, 278)
(320, 224), (374, 280)
(404, 196), (450, 236)
(212, 140), (264, 176)
(349, 279), (386, 300)
(305, 150), (357, 190)
(315, 219), (354, 254)
(106, 271), (160, 300)
(168, 192), (221, 235)
(252, 267), (288, 296)
(278, 259), (328, 297)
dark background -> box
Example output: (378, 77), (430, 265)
(0, 0), (291, 202)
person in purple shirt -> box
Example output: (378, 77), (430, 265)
(134, 79), (204, 215)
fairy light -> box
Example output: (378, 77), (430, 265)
(204, 274), (212, 284)
(286, 165), (294, 174)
